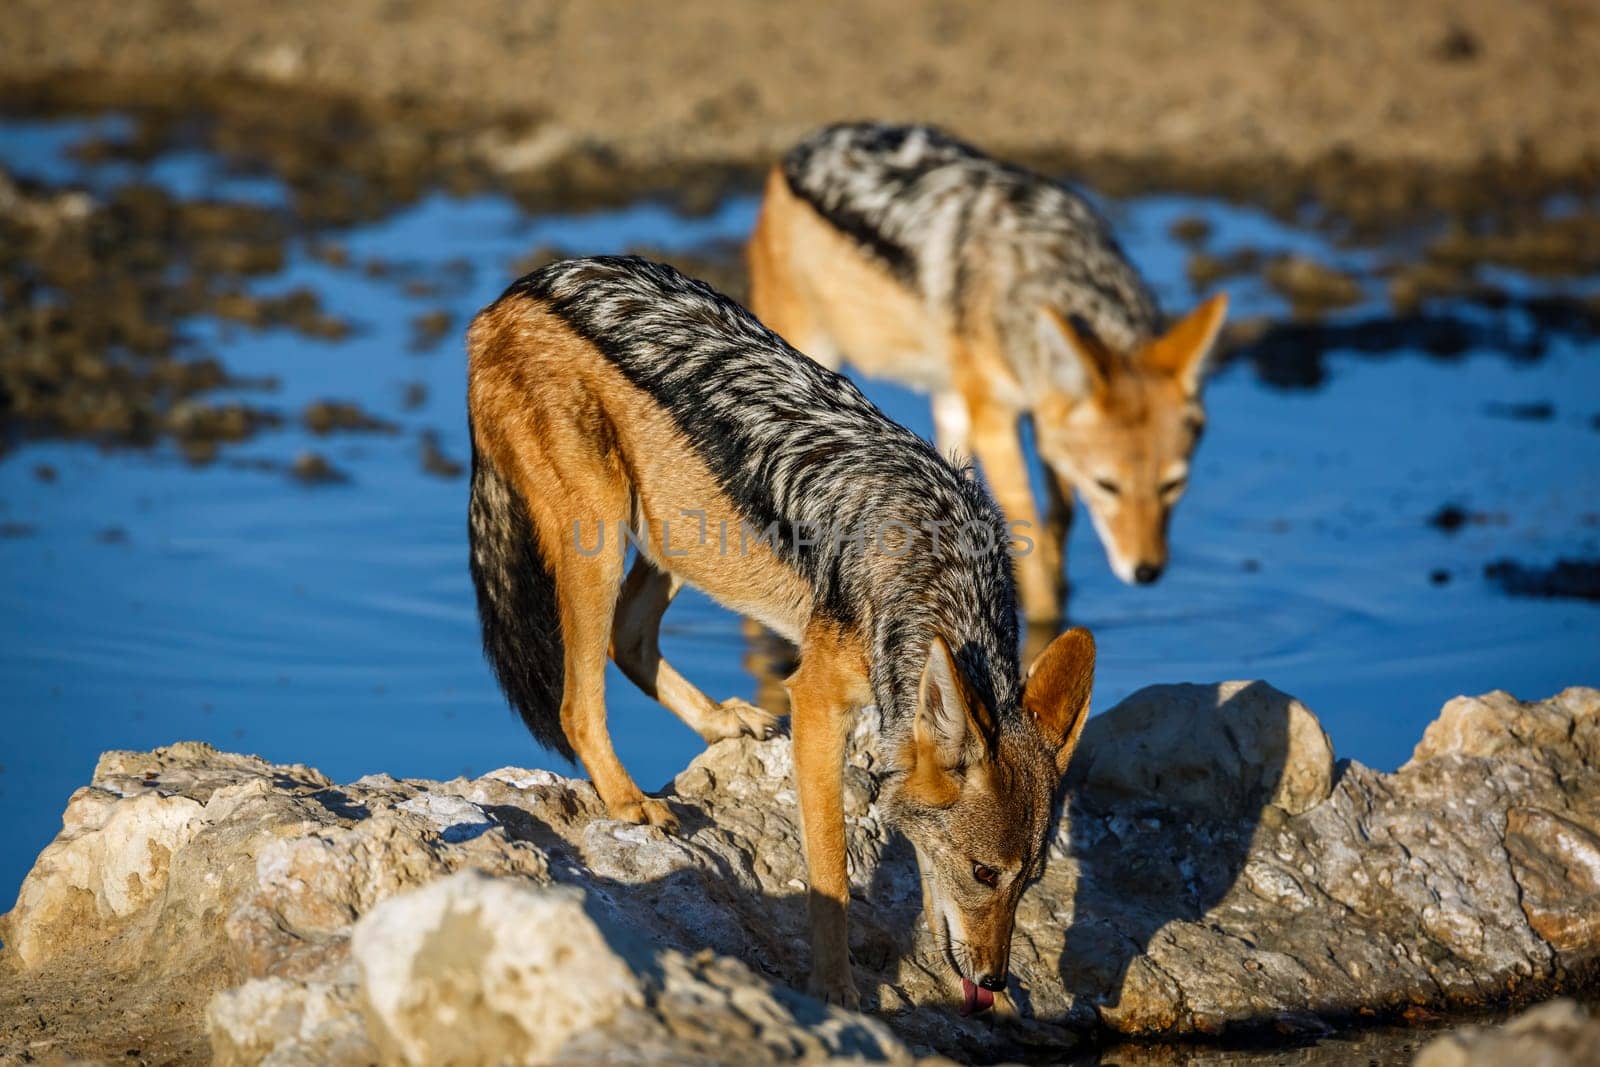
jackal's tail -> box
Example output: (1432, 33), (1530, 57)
(467, 435), (573, 761)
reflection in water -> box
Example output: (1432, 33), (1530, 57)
(741, 617), (798, 717)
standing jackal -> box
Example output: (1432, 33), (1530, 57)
(749, 123), (1228, 622)
(467, 256), (1096, 1012)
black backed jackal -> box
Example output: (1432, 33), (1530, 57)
(749, 123), (1227, 622)
(468, 256), (1096, 1012)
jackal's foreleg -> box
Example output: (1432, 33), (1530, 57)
(970, 402), (1065, 625)
(787, 622), (870, 1010)
(611, 557), (779, 742)
(1040, 464), (1075, 599)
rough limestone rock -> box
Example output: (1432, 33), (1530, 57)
(1409, 689), (1600, 767)
(1064, 680), (1335, 818)
(2, 685), (1597, 1064)
(1413, 999), (1600, 1067)
(208, 976), (372, 1067)
(353, 877), (643, 1064)
(343, 871), (926, 1066)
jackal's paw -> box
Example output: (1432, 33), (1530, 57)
(701, 698), (781, 742)
(611, 796), (679, 833)
(806, 971), (861, 1011)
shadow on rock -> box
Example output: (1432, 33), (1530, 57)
(1058, 681), (1331, 1035)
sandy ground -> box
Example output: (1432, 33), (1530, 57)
(1, 0), (1596, 193)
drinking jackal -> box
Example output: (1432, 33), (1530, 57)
(468, 256), (1096, 1011)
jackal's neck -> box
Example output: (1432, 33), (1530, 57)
(988, 267), (1159, 399)
(864, 524), (1021, 742)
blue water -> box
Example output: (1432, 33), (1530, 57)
(1, 123), (1597, 913)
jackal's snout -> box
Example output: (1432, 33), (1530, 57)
(961, 921), (1014, 992)
(1133, 561), (1164, 585)
(933, 897), (1018, 1016)
(955, 930), (1012, 1016)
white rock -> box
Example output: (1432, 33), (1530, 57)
(351, 872), (643, 1065)
(8, 787), (203, 966)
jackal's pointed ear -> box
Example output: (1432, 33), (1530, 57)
(1037, 307), (1113, 398)
(1142, 293), (1228, 394)
(915, 635), (994, 770)
(1023, 627), (1096, 775)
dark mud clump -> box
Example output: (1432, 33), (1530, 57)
(408, 310), (454, 353)
(0, 169), (294, 456)
(308, 241), (351, 268)
(1484, 558), (1600, 602)
(418, 430), (464, 479)
(1428, 213), (1600, 277)
(1263, 255), (1364, 317)
(289, 451), (347, 485)
(302, 401), (397, 436)
(167, 400), (283, 465)
(1433, 24), (1482, 64)
(1168, 215), (1213, 246)
(1428, 504), (1507, 534)
(1386, 261), (1497, 316)
(1188, 248), (1262, 292)
(212, 287), (349, 338)
(1483, 401), (1555, 422)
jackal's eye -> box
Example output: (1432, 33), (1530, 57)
(973, 863), (999, 888)
(1093, 478), (1121, 496)
(1159, 476), (1187, 497)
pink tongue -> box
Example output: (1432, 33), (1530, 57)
(959, 978), (995, 1016)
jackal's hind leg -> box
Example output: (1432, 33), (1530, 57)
(612, 558), (779, 743)
(554, 523), (676, 832)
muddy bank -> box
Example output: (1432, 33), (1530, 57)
(3, 0), (1600, 224)
(8, 162), (1597, 461)
(2, 684), (1596, 1063)
(0, 164), (431, 469)
(0, 168), (331, 461)
(7, 79), (1600, 468)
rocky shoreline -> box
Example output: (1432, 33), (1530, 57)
(2, 683), (1595, 1063)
